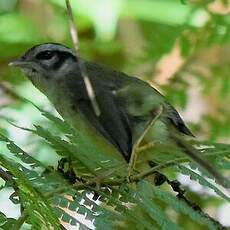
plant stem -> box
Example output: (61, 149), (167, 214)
(65, 0), (100, 116)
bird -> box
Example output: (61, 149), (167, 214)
(9, 43), (227, 187)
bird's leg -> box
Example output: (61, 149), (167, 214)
(128, 105), (164, 177)
(137, 141), (156, 153)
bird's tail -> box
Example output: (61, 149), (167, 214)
(172, 134), (229, 188)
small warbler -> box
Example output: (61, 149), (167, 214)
(9, 43), (227, 186)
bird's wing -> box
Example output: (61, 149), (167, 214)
(66, 77), (133, 161)
(113, 77), (194, 138)
(67, 60), (192, 161)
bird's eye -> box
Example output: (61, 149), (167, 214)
(36, 51), (55, 60)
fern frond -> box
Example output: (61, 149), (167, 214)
(0, 154), (61, 229)
(0, 133), (44, 169)
(178, 165), (230, 202)
(128, 184), (181, 230)
(137, 181), (219, 230)
(11, 119), (127, 179)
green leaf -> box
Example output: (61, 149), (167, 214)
(178, 165), (230, 202)
(52, 189), (121, 229)
(0, 132), (45, 169)
(216, 157), (230, 170)
(0, 154), (61, 229)
(135, 183), (181, 230)
(0, 211), (17, 228)
(139, 181), (219, 230)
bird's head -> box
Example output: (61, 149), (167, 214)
(9, 43), (78, 91)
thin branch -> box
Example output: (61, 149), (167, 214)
(31, 147), (230, 199)
(65, 0), (100, 116)
(46, 160), (179, 198)
(48, 147), (229, 192)
(46, 153), (222, 197)
(131, 160), (180, 182)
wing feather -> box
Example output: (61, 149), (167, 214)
(66, 74), (132, 161)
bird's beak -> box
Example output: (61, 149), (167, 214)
(8, 60), (32, 68)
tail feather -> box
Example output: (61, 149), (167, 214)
(166, 103), (195, 137)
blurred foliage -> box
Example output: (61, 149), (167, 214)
(0, 0), (230, 229)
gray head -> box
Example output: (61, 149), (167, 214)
(9, 43), (78, 91)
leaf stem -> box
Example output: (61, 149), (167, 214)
(45, 159), (180, 198)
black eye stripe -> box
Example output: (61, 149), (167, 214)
(34, 50), (76, 70)
(52, 51), (75, 70)
(36, 51), (55, 60)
